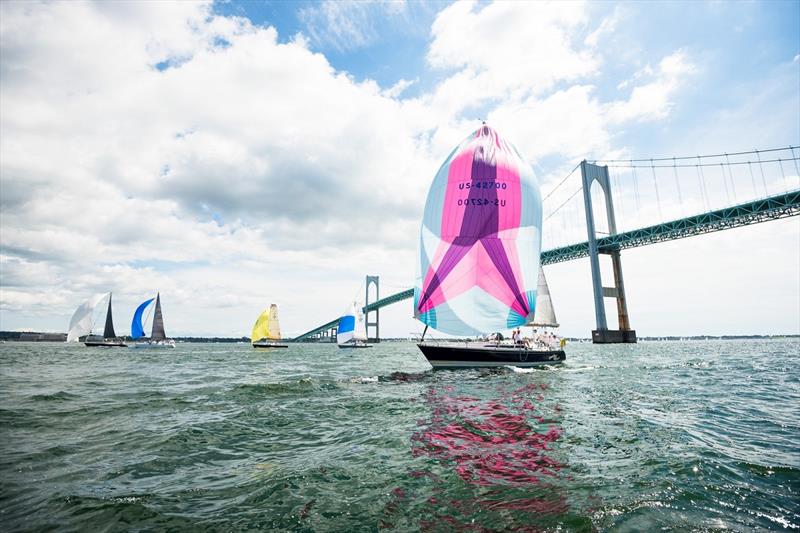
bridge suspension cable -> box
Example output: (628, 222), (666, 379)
(540, 145), (799, 251)
(590, 146), (797, 163)
(542, 162), (581, 202)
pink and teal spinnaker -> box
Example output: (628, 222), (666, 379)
(414, 125), (542, 336)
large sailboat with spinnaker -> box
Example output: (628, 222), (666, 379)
(66, 292), (126, 347)
(414, 124), (565, 369)
(129, 293), (175, 349)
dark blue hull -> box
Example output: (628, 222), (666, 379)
(418, 343), (565, 369)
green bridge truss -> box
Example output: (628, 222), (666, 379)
(293, 189), (800, 341)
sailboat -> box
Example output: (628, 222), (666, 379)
(337, 302), (371, 348)
(252, 304), (288, 348)
(66, 292), (126, 347)
(414, 124), (565, 368)
(129, 293), (175, 349)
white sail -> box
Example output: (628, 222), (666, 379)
(337, 302), (357, 345)
(529, 267), (559, 327)
(267, 304), (281, 340)
(66, 293), (108, 342)
(353, 308), (368, 341)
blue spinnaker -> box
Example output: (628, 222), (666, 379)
(131, 298), (155, 339)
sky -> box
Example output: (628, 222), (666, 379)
(1, 0), (798, 339)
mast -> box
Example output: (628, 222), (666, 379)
(103, 292), (116, 338)
(151, 293), (166, 341)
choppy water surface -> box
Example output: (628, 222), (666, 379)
(1, 339), (798, 531)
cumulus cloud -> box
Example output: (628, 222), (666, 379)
(427, 1), (597, 112)
(605, 50), (697, 123)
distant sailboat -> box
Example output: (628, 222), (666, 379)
(252, 304), (288, 348)
(129, 293), (175, 349)
(67, 292), (126, 347)
(337, 302), (371, 348)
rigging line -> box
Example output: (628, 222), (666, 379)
(544, 185), (583, 221)
(600, 157), (799, 169)
(725, 153), (737, 202)
(650, 159), (663, 220)
(542, 162), (581, 202)
(755, 149), (768, 196)
(590, 145), (798, 163)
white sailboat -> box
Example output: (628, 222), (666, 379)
(66, 292), (126, 347)
(337, 301), (371, 348)
(129, 293), (175, 349)
(252, 304), (288, 348)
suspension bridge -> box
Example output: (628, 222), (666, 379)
(294, 146), (800, 343)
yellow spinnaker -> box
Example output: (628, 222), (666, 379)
(251, 304), (281, 342)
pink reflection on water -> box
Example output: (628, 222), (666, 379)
(411, 383), (563, 487)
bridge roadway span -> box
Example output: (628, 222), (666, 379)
(293, 189), (800, 341)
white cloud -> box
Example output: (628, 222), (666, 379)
(298, 1), (394, 52)
(584, 5), (624, 48)
(0, 0), (440, 335)
(427, 1), (597, 113)
(488, 85), (611, 161)
(605, 50), (697, 123)
(382, 78), (417, 99)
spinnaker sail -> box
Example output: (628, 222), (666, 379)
(414, 124), (542, 336)
(67, 292), (108, 342)
(131, 298), (155, 339)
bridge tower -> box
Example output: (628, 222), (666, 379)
(365, 275), (380, 343)
(581, 161), (637, 344)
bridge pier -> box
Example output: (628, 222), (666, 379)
(365, 275), (380, 343)
(581, 161), (637, 344)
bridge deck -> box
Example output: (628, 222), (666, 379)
(293, 189), (799, 341)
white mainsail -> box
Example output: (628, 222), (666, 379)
(529, 267), (559, 328)
(353, 308), (368, 342)
(267, 304), (281, 340)
(66, 293), (108, 342)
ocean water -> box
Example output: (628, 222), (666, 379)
(0, 339), (797, 532)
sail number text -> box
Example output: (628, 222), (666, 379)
(457, 198), (507, 207)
